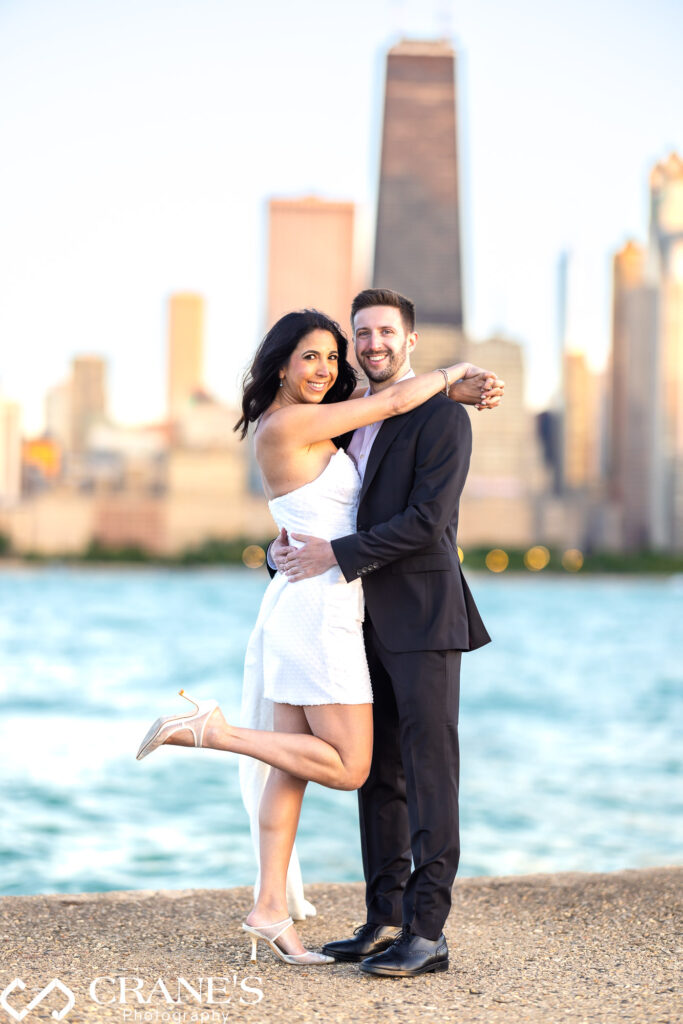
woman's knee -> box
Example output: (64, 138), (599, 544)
(337, 758), (371, 791)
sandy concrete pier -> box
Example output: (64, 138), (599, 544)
(0, 867), (679, 1023)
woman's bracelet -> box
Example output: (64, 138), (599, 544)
(438, 368), (450, 395)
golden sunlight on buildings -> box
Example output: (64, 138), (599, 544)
(70, 355), (107, 454)
(168, 293), (204, 421)
(0, 399), (21, 506)
(609, 240), (657, 548)
(563, 350), (600, 491)
(22, 434), (61, 477)
(649, 153), (683, 550)
(267, 197), (357, 335)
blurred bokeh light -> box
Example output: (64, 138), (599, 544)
(485, 548), (509, 573)
(242, 545), (266, 569)
(524, 545), (551, 571)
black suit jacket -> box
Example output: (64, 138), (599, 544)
(331, 395), (490, 654)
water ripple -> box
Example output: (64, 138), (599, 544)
(0, 567), (681, 895)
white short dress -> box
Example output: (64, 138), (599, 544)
(238, 448), (372, 919)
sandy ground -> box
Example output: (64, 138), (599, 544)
(0, 867), (679, 1024)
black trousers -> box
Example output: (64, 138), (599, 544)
(358, 616), (461, 940)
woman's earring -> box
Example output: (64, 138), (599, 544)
(279, 377), (284, 388)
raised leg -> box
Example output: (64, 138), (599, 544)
(166, 701), (373, 791)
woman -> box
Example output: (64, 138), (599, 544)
(137, 309), (497, 966)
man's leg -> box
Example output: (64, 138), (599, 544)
(376, 638), (462, 940)
(358, 617), (412, 927)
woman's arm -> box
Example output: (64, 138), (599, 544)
(260, 363), (478, 448)
(350, 374), (503, 408)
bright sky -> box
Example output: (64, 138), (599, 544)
(1, 0), (682, 432)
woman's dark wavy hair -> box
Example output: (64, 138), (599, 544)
(234, 309), (358, 439)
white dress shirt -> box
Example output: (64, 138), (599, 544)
(346, 369), (415, 482)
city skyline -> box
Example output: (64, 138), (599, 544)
(2, 138), (682, 553)
(1, 0), (683, 433)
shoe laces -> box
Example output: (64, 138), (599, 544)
(353, 923), (376, 938)
(393, 926), (414, 946)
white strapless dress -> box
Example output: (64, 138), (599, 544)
(238, 448), (372, 919)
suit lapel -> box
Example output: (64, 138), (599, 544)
(359, 416), (406, 503)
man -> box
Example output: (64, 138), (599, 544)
(271, 288), (496, 977)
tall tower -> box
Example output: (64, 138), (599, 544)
(373, 39), (464, 370)
(649, 154), (683, 549)
(609, 241), (658, 547)
(0, 398), (21, 505)
(267, 197), (356, 334)
(45, 379), (72, 450)
(70, 355), (107, 453)
(562, 350), (600, 492)
(167, 293), (204, 421)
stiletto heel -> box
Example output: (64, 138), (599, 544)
(136, 690), (220, 761)
(242, 918), (334, 966)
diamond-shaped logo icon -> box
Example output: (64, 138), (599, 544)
(0, 978), (75, 1021)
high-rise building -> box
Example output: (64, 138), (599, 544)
(0, 398), (22, 506)
(373, 39), (464, 371)
(459, 335), (547, 546)
(563, 350), (601, 492)
(266, 197), (357, 334)
(609, 241), (658, 547)
(45, 379), (72, 451)
(168, 293), (204, 420)
(648, 153), (683, 549)
(70, 355), (107, 453)
(543, 250), (572, 492)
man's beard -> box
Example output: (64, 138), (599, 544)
(358, 340), (409, 383)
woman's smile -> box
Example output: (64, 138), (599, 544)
(277, 329), (340, 405)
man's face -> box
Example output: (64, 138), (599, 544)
(353, 305), (416, 386)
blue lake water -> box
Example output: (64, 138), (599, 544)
(0, 566), (681, 897)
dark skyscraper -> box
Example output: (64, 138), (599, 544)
(374, 39), (463, 329)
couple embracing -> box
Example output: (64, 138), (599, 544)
(137, 288), (502, 978)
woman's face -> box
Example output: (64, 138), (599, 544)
(279, 330), (339, 405)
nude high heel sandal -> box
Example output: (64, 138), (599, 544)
(136, 690), (219, 761)
(242, 918), (334, 966)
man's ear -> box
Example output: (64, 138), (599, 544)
(407, 331), (418, 354)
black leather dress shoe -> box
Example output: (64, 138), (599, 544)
(360, 928), (449, 977)
(322, 923), (402, 962)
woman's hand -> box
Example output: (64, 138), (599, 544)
(448, 366), (505, 411)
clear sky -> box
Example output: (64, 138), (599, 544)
(1, 0), (682, 432)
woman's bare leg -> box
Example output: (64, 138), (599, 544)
(245, 704), (310, 954)
(167, 703), (373, 791)
(165, 702), (372, 947)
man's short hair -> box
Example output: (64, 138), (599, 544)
(351, 288), (416, 335)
